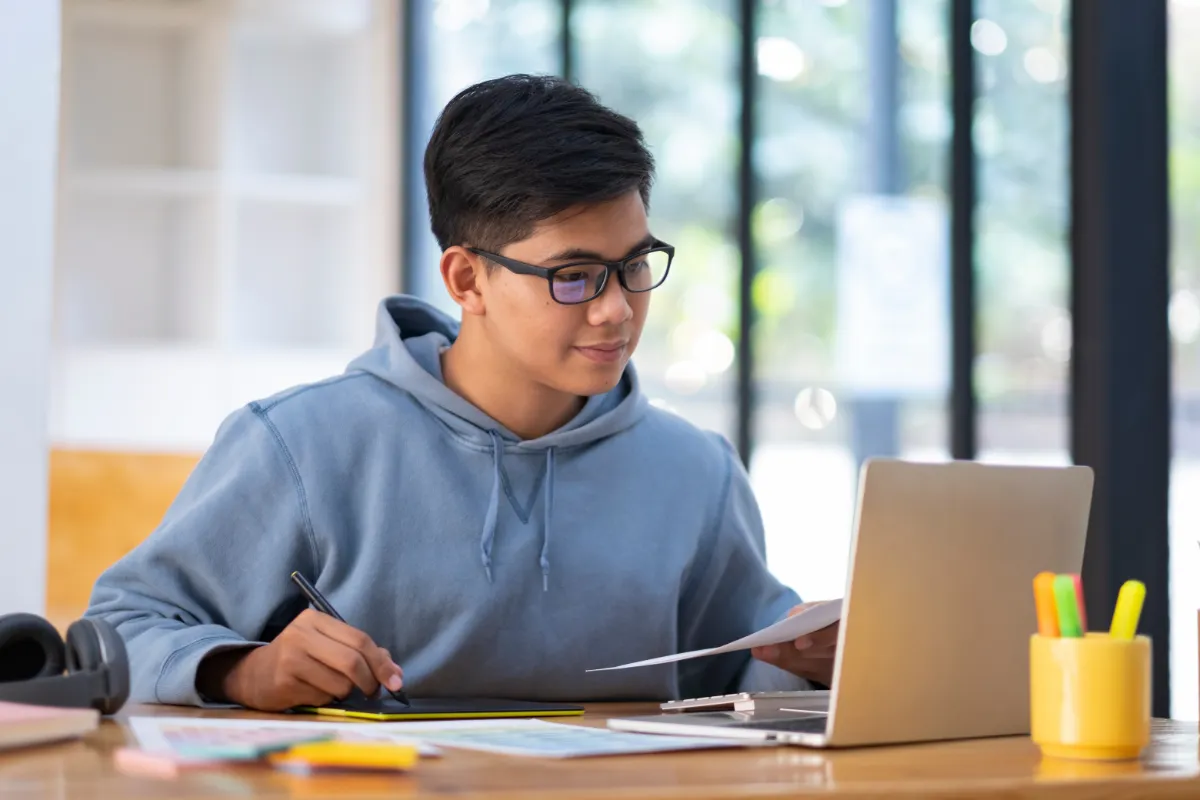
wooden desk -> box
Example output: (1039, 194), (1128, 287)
(1, 703), (1198, 799)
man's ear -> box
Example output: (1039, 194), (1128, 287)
(441, 246), (487, 316)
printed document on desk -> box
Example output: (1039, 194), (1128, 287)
(587, 599), (842, 672)
(128, 717), (442, 757)
(383, 719), (760, 758)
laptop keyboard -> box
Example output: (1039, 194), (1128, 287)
(732, 717), (829, 734)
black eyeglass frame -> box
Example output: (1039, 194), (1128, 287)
(466, 240), (675, 305)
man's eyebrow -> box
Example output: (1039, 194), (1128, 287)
(544, 234), (657, 263)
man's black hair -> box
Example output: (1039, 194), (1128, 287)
(424, 74), (655, 253)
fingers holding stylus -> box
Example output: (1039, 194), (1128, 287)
(305, 612), (404, 695)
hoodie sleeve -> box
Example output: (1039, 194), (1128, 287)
(84, 403), (319, 707)
(675, 440), (815, 697)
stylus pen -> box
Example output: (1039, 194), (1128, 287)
(290, 571), (410, 706)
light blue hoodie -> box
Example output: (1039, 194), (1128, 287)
(86, 296), (808, 705)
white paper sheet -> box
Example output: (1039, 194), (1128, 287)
(586, 599), (842, 672)
(380, 718), (759, 758)
(127, 716), (442, 757)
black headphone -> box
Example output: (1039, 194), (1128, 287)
(0, 613), (129, 715)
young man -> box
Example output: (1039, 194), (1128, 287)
(86, 74), (837, 710)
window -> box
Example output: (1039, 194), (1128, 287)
(750, 0), (951, 599)
(973, 0), (1070, 467)
(1170, 0), (1200, 721)
(573, 0), (740, 439)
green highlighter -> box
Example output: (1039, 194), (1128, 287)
(1052, 574), (1084, 637)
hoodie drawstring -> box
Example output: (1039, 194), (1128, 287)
(479, 430), (504, 583)
(541, 447), (555, 592)
(478, 433), (556, 592)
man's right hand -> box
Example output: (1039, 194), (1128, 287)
(198, 609), (404, 711)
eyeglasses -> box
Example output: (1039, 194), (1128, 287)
(467, 240), (674, 305)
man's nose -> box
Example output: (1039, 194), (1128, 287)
(587, 268), (634, 325)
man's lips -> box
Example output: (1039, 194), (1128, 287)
(574, 341), (629, 363)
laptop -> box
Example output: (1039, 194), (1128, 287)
(607, 458), (1093, 748)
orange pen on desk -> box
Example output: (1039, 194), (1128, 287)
(1033, 571), (1059, 637)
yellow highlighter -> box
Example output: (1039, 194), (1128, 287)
(269, 741), (419, 774)
(1109, 580), (1146, 640)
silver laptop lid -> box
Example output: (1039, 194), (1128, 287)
(825, 459), (1092, 747)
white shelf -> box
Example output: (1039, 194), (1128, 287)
(65, 16), (219, 170)
(68, 168), (220, 197)
(68, 0), (215, 31)
(67, 169), (359, 206)
(71, 0), (376, 37)
(232, 174), (360, 206)
(228, 33), (359, 175)
(55, 193), (217, 344)
(228, 201), (358, 347)
(232, 0), (374, 39)
(52, 0), (397, 449)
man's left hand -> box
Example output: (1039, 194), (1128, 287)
(750, 603), (839, 687)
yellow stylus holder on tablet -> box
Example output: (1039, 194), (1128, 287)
(1030, 633), (1151, 761)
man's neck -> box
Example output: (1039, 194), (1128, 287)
(440, 328), (585, 441)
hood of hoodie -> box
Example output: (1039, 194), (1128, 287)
(348, 295), (647, 450)
(347, 295), (648, 590)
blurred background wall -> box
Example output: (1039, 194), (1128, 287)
(9, 0), (1196, 716)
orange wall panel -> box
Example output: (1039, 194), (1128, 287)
(46, 449), (199, 621)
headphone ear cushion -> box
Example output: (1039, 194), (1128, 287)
(64, 619), (102, 674)
(0, 613), (66, 682)
(90, 619), (129, 715)
(65, 618), (129, 715)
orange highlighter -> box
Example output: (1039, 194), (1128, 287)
(1033, 572), (1059, 636)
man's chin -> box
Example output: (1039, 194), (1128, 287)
(554, 362), (628, 398)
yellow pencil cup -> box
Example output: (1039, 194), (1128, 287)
(1030, 633), (1151, 761)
